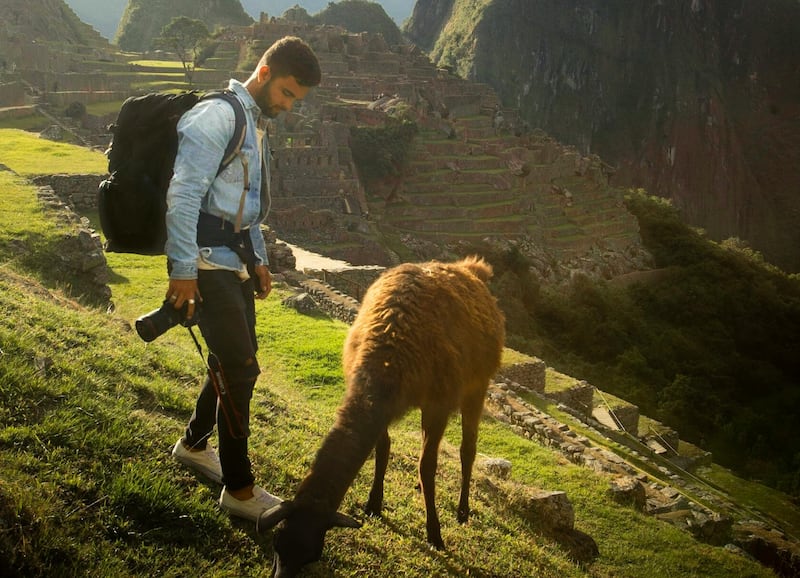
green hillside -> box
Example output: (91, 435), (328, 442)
(0, 133), (781, 577)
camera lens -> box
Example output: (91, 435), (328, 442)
(135, 301), (183, 342)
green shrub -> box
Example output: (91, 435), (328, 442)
(350, 120), (418, 183)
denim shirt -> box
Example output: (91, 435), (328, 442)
(165, 79), (270, 280)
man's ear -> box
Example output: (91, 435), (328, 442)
(258, 64), (272, 84)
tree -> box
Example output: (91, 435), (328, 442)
(154, 17), (209, 86)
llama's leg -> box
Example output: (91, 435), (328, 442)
(365, 428), (390, 516)
(458, 387), (486, 523)
(420, 407), (448, 549)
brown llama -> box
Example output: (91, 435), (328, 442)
(258, 256), (505, 577)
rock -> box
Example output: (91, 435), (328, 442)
(479, 457), (513, 479)
(281, 292), (318, 313)
(689, 511), (732, 546)
(608, 476), (646, 511)
(509, 487), (575, 531)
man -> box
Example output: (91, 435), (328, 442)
(166, 36), (321, 521)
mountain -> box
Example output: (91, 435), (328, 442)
(0, 0), (111, 71)
(240, 0), (416, 25)
(405, 0), (800, 273)
(115, 0), (254, 52)
(0, 0), (109, 47)
(62, 0), (417, 40)
(315, 0), (404, 45)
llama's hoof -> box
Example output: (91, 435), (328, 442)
(457, 508), (470, 524)
(364, 502), (382, 517)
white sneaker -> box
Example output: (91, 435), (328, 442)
(172, 439), (223, 484)
(219, 485), (283, 522)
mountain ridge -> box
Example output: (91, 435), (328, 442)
(62, 0), (417, 40)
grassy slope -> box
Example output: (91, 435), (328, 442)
(0, 132), (774, 576)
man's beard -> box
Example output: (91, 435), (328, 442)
(257, 80), (278, 118)
(259, 101), (279, 118)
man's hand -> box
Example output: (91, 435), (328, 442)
(254, 264), (272, 299)
(166, 278), (200, 320)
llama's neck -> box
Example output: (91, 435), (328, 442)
(295, 393), (390, 512)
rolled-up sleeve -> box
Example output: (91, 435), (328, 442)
(250, 226), (268, 267)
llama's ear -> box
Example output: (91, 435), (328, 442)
(329, 511), (362, 529)
(256, 500), (295, 533)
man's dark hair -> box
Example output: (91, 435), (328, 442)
(260, 36), (321, 87)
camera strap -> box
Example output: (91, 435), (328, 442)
(186, 326), (247, 440)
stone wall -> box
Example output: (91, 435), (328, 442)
(32, 174), (105, 211)
(34, 185), (112, 306)
(546, 380), (595, 416)
(298, 277), (360, 324)
(498, 361), (546, 393)
(0, 80), (27, 107)
(306, 268), (384, 302)
(609, 405), (640, 437)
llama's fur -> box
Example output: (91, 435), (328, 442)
(258, 256), (505, 577)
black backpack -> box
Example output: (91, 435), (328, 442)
(98, 90), (246, 255)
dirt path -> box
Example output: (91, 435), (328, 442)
(283, 241), (382, 272)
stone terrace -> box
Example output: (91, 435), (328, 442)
(377, 119), (641, 259)
(0, 16), (644, 264)
(232, 19), (643, 262)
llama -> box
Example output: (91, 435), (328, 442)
(258, 256), (505, 577)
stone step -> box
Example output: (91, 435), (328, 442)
(385, 227), (527, 244)
(386, 215), (529, 236)
(404, 168), (512, 189)
(565, 206), (633, 226)
(417, 140), (474, 156)
(428, 155), (508, 172)
(453, 115), (494, 130)
(401, 181), (498, 195)
(382, 199), (523, 221)
(460, 125), (498, 139)
(541, 223), (585, 239)
(401, 188), (522, 206)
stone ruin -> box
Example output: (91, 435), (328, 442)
(1, 16), (650, 278)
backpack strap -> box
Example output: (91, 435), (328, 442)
(199, 90), (250, 232)
(199, 90), (247, 177)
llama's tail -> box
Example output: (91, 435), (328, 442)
(460, 255), (493, 282)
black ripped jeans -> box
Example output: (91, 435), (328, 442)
(183, 269), (261, 491)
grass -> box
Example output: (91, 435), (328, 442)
(129, 60), (186, 69)
(701, 464), (800, 533)
(0, 141), (780, 576)
(0, 129), (106, 176)
(129, 60), (215, 72)
(546, 367), (580, 393)
(0, 113), (52, 132)
(85, 101), (128, 116)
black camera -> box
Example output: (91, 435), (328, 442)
(135, 299), (200, 342)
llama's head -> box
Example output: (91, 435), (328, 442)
(257, 501), (361, 578)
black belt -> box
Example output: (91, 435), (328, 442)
(196, 212), (258, 280)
